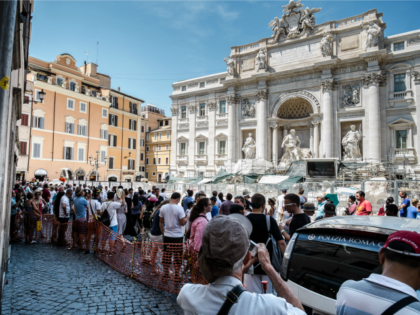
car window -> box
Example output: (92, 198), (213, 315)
(288, 234), (383, 300)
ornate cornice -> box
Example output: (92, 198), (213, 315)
(411, 71), (420, 83)
(208, 102), (217, 110)
(321, 79), (337, 92)
(362, 71), (387, 87)
(188, 104), (197, 113)
(255, 89), (268, 101)
(170, 107), (178, 116)
(227, 94), (240, 105)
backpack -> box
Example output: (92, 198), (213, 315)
(265, 216), (282, 273)
(143, 206), (154, 229)
(100, 202), (113, 227)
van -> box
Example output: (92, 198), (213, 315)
(280, 216), (420, 315)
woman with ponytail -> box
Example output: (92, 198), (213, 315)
(187, 198), (212, 253)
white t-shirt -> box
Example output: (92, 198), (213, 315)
(206, 212), (212, 221)
(101, 201), (120, 227)
(87, 199), (101, 216)
(59, 195), (70, 218)
(159, 204), (185, 238)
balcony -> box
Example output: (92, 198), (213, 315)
(141, 105), (165, 116)
(215, 154), (227, 165)
(197, 115), (208, 121)
(195, 155), (208, 165)
(390, 148), (417, 164)
(388, 90), (414, 107)
(177, 155), (188, 165)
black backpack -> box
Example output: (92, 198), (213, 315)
(100, 202), (113, 227)
(143, 206), (154, 229)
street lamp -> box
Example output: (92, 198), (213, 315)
(38, 89), (46, 103)
(88, 150), (107, 181)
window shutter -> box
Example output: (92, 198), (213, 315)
(40, 118), (44, 129)
(105, 130), (108, 139)
(101, 151), (105, 162)
(129, 102), (132, 113)
(134, 140), (136, 149)
(109, 114), (112, 125)
(115, 115), (118, 127)
(134, 120), (137, 131)
(34, 143), (40, 158)
(63, 147), (66, 159)
(78, 125), (81, 135)
(71, 148), (74, 160)
(79, 148), (84, 161)
(115, 97), (118, 109)
(70, 123), (74, 134)
(115, 135), (117, 147)
(108, 135), (111, 146)
(32, 116), (36, 127)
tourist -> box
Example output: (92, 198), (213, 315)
(336, 231), (420, 314)
(52, 187), (65, 243)
(218, 192), (225, 203)
(234, 196), (250, 216)
(71, 187), (88, 252)
(276, 189), (287, 221)
(212, 190), (222, 209)
(149, 200), (169, 276)
(177, 215), (305, 314)
(131, 193), (142, 232)
(298, 188), (307, 206)
(279, 194), (311, 241)
(230, 204), (245, 216)
(182, 190), (194, 212)
(385, 204), (399, 217)
(399, 190), (410, 218)
(417, 204), (420, 220)
(86, 189), (101, 253)
(58, 189), (72, 245)
(344, 195), (357, 215)
(245, 193), (286, 294)
(378, 196), (394, 216)
(220, 193), (234, 215)
(186, 198), (211, 253)
(32, 188), (47, 238)
(159, 192), (186, 283)
(23, 192), (37, 244)
(10, 190), (21, 242)
(116, 189), (127, 235)
(160, 188), (167, 199)
(406, 198), (419, 219)
(268, 197), (277, 219)
(302, 202), (315, 218)
(324, 203), (336, 218)
(210, 196), (219, 218)
(185, 201), (194, 232)
(48, 185), (56, 214)
(355, 190), (372, 215)
(155, 188), (164, 207)
(315, 195), (326, 220)
(101, 186), (108, 202)
(141, 195), (157, 242)
(100, 191), (123, 256)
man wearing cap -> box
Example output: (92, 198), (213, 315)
(336, 231), (420, 314)
(302, 202), (316, 218)
(177, 215), (305, 314)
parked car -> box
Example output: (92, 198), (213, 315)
(280, 216), (420, 315)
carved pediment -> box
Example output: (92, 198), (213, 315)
(388, 118), (414, 127)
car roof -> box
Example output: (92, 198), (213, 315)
(301, 216), (420, 234)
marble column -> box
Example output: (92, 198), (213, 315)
(312, 121), (320, 158)
(207, 101), (217, 170)
(187, 103), (196, 169)
(321, 79), (335, 158)
(227, 95), (239, 162)
(255, 89), (268, 160)
(271, 124), (279, 164)
(363, 71), (386, 162)
(170, 107), (179, 175)
(412, 71), (420, 170)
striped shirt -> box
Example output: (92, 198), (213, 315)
(336, 274), (420, 315)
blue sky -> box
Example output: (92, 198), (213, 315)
(30, 1), (420, 115)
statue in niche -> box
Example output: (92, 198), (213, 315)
(224, 56), (235, 77)
(281, 129), (303, 163)
(342, 125), (362, 161)
(242, 99), (256, 118)
(320, 33), (333, 57)
(242, 133), (256, 159)
(255, 47), (267, 71)
(366, 22), (381, 49)
(342, 85), (360, 107)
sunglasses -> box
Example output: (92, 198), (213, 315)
(284, 203), (296, 207)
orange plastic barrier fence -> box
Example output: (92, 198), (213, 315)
(13, 210), (207, 294)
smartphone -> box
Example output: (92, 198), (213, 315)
(249, 240), (259, 257)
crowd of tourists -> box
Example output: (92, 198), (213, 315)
(9, 180), (420, 314)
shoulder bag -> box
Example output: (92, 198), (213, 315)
(100, 202), (113, 227)
(217, 285), (246, 315)
(88, 201), (98, 220)
(381, 295), (418, 315)
(265, 215), (282, 273)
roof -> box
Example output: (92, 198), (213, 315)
(301, 216), (420, 234)
(108, 89), (145, 103)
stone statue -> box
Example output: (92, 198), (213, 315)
(353, 87), (360, 104)
(342, 125), (362, 160)
(268, 14), (287, 43)
(255, 47), (267, 71)
(300, 7), (320, 32)
(366, 22), (381, 49)
(320, 33), (333, 57)
(224, 56), (235, 77)
(242, 133), (256, 159)
(242, 99), (256, 118)
(342, 85), (360, 107)
(281, 129), (303, 163)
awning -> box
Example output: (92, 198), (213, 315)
(34, 169), (47, 176)
(82, 82), (100, 90)
(258, 175), (289, 184)
(197, 178), (214, 185)
(28, 66), (56, 76)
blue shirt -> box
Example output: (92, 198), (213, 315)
(150, 209), (161, 236)
(400, 198), (410, 217)
(417, 213), (420, 220)
(316, 201), (326, 217)
(11, 197), (17, 215)
(211, 206), (219, 218)
(183, 196), (194, 211)
(131, 201), (142, 215)
(73, 197), (88, 219)
(406, 206), (418, 219)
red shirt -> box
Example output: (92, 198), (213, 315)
(42, 188), (51, 203)
(356, 200), (372, 215)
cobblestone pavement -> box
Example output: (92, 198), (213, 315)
(2, 243), (183, 315)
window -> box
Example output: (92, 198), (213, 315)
(129, 119), (137, 131)
(146, 158), (149, 165)
(140, 139), (144, 146)
(146, 146), (149, 152)
(148, 127), (151, 132)
(220, 100), (226, 114)
(158, 145), (161, 151)
(64, 147), (74, 160)
(33, 116), (44, 129)
(181, 106), (187, 119)
(100, 151), (106, 163)
(167, 132), (170, 139)
(24, 95), (30, 105)
(33, 143), (41, 158)
(100, 129), (108, 140)
(166, 145), (169, 150)
(182, 86), (186, 91)
(65, 122), (74, 134)
(153, 158), (156, 165)
(145, 172), (149, 179)
(91, 90), (97, 97)
(81, 86), (86, 94)
(165, 157), (169, 164)
(57, 78), (63, 86)
(69, 82), (76, 91)
(102, 109), (108, 118)
(199, 142), (205, 155)
(165, 120), (169, 126)
(153, 146), (156, 151)
(109, 135), (117, 147)
(67, 99), (75, 110)
(199, 103), (206, 117)
(140, 166), (145, 172)
(180, 143), (186, 156)
(394, 74), (406, 92)
(219, 140), (226, 155)
(20, 141), (28, 155)
(111, 96), (118, 109)
(154, 133), (157, 140)
(21, 114), (29, 126)
(159, 133), (162, 139)
(78, 125), (87, 136)
(394, 42), (404, 51)
(35, 89), (44, 102)
(200, 82), (205, 88)
(152, 172), (156, 176)
(128, 138), (136, 149)
(396, 130), (407, 149)
(78, 148), (85, 161)
(128, 159), (135, 170)
(158, 158), (161, 165)
(108, 157), (114, 170)
(140, 153), (144, 161)
(147, 134), (150, 141)
(129, 102), (137, 114)
(80, 102), (87, 113)
(109, 114), (118, 127)
(159, 121), (163, 127)
(141, 126), (145, 132)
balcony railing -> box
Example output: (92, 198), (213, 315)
(141, 105), (165, 116)
(390, 148), (417, 164)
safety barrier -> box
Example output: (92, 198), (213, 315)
(13, 212), (207, 294)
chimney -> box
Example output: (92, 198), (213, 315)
(117, 87), (120, 92)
